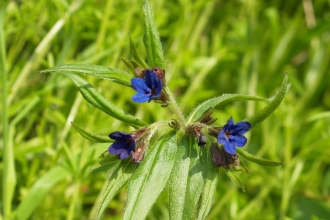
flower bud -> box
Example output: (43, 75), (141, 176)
(210, 143), (225, 167)
(210, 143), (240, 169)
(130, 143), (146, 164)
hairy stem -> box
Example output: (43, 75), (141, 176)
(164, 86), (186, 130)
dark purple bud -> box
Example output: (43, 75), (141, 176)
(210, 143), (225, 167)
(193, 126), (207, 147)
(210, 143), (240, 169)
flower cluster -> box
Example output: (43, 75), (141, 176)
(108, 67), (252, 168)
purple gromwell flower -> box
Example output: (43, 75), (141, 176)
(131, 70), (162, 103)
(217, 117), (251, 155)
(108, 132), (136, 160)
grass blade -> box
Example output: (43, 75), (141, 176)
(1, 5), (16, 219)
(15, 166), (70, 220)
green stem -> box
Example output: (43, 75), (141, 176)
(164, 86), (186, 129)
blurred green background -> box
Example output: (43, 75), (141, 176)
(1, 0), (330, 219)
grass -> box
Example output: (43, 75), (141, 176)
(1, 0), (330, 219)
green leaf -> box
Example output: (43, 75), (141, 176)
(187, 94), (269, 123)
(237, 148), (284, 166)
(40, 64), (133, 87)
(95, 160), (138, 220)
(129, 34), (149, 68)
(58, 71), (148, 127)
(196, 148), (219, 220)
(169, 136), (205, 220)
(123, 131), (177, 220)
(142, 0), (165, 69)
(244, 73), (288, 128)
(71, 122), (113, 143)
(226, 170), (245, 192)
(121, 57), (135, 74)
(15, 165), (70, 220)
(89, 154), (121, 173)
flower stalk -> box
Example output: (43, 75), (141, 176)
(163, 86), (186, 130)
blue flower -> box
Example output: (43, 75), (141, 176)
(217, 117), (251, 155)
(108, 132), (135, 159)
(131, 70), (162, 103)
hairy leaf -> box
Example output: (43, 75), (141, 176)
(142, 0), (165, 69)
(226, 170), (245, 192)
(40, 64), (132, 87)
(129, 34), (148, 68)
(89, 154), (121, 173)
(71, 122), (112, 143)
(169, 136), (205, 220)
(237, 148), (284, 166)
(196, 147), (219, 220)
(123, 131), (177, 220)
(95, 161), (137, 220)
(244, 73), (288, 128)
(187, 94), (268, 123)
(58, 71), (147, 127)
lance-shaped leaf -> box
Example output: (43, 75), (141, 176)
(196, 147), (219, 220)
(187, 94), (269, 123)
(89, 154), (121, 173)
(142, 0), (165, 69)
(169, 136), (205, 220)
(95, 160), (137, 220)
(40, 64), (132, 87)
(129, 34), (149, 68)
(244, 73), (288, 128)
(71, 122), (113, 143)
(121, 57), (136, 74)
(58, 71), (147, 127)
(237, 148), (283, 166)
(123, 131), (177, 220)
(226, 170), (245, 192)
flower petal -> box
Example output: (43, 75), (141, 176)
(120, 141), (135, 159)
(109, 131), (131, 141)
(132, 92), (150, 103)
(229, 135), (247, 147)
(145, 70), (159, 89)
(155, 80), (162, 95)
(109, 141), (127, 155)
(217, 130), (227, 144)
(231, 121), (251, 135)
(223, 117), (234, 131)
(131, 78), (151, 93)
(223, 138), (236, 154)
